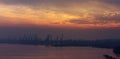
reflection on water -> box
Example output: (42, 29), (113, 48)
(0, 44), (114, 59)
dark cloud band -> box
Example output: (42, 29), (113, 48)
(68, 13), (120, 24)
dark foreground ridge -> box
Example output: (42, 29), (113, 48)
(0, 33), (120, 49)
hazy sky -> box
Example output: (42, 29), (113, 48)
(0, 0), (120, 40)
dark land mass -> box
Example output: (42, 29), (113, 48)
(0, 34), (120, 49)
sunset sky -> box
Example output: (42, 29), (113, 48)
(0, 0), (120, 28)
(0, 0), (120, 40)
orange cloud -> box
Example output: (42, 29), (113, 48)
(0, 0), (120, 28)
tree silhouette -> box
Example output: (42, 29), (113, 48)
(103, 55), (116, 59)
(103, 47), (120, 59)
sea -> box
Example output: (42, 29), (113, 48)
(0, 44), (115, 59)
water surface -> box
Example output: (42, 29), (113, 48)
(0, 44), (114, 59)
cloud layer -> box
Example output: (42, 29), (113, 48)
(68, 12), (120, 24)
(0, 0), (120, 27)
(0, 0), (120, 7)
